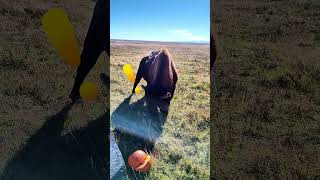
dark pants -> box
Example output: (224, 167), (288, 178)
(70, 0), (109, 97)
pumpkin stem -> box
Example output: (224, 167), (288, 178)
(136, 155), (151, 170)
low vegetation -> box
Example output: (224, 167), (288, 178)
(212, 0), (320, 178)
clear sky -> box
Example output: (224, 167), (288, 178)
(110, 0), (209, 42)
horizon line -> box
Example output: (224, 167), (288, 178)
(110, 38), (210, 44)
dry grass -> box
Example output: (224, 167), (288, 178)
(0, 0), (109, 179)
(0, 0), (210, 179)
(212, 0), (320, 179)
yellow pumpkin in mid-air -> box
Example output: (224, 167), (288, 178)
(41, 8), (80, 68)
(123, 64), (142, 94)
(80, 81), (98, 101)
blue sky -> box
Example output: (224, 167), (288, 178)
(110, 0), (209, 42)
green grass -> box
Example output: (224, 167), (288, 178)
(111, 41), (210, 179)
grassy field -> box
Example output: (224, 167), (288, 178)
(212, 0), (320, 179)
(3, 0), (319, 179)
(0, 0), (210, 179)
(110, 40), (210, 179)
(0, 0), (109, 179)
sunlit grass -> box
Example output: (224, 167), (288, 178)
(111, 40), (210, 179)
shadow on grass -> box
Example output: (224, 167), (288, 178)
(1, 101), (108, 180)
(111, 94), (169, 179)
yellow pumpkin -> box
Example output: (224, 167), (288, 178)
(79, 81), (98, 101)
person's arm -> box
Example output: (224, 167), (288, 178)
(69, 0), (107, 101)
(132, 57), (147, 93)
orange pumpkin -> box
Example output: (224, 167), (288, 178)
(128, 150), (153, 173)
